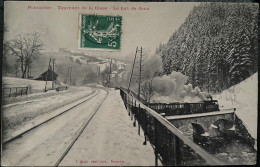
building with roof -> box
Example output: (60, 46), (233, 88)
(35, 69), (58, 81)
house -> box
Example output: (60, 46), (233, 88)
(35, 69), (59, 81)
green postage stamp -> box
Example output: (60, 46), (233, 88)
(79, 14), (122, 50)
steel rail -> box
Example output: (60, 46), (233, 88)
(3, 90), (100, 145)
(54, 90), (109, 167)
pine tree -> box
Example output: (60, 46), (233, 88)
(157, 3), (258, 91)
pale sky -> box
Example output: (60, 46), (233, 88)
(4, 1), (197, 58)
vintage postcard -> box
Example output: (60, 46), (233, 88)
(1, 1), (258, 166)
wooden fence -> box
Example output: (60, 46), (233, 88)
(3, 87), (29, 98)
(119, 88), (223, 166)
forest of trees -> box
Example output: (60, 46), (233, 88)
(156, 3), (258, 93)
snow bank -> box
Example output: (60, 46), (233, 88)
(3, 88), (99, 143)
(3, 77), (66, 93)
(213, 73), (258, 142)
(3, 77), (52, 89)
(3, 87), (94, 132)
(2, 77), (70, 105)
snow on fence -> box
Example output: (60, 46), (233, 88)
(119, 88), (223, 166)
(3, 87), (29, 98)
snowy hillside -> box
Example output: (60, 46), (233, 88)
(70, 54), (127, 72)
(3, 77), (66, 93)
(69, 53), (128, 86)
(3, 77), (53, 89)
(213, 73), (258, 143)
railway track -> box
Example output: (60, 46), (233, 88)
(3, 89), (104, 146)
(55, 89), (108, 166)
(2, 88), (109, 166)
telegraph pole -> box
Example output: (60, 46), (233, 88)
(108, 59), (112, 87)
(70, 67), (72, 85)
(65, 66), (70, 84)
(97, 66), (100, 84)
(128, 47), (138, 93)
(52, 58), (56, 89)
(127, 46), (143, 99)
(65, 66), (72, 85)
(45, 58), (52, 92)
(137, 47), (143, 100)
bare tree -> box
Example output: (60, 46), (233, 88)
(2, 25), (11, 75)
(3, 42), (12, 75)
(5, 33), (43, 78)
(140, 76), (154, 104)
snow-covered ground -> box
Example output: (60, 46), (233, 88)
(60, 89), (159, 166)
(2, 86), (94, 138)
(3, 77), (62, 92)
(1, 88), (159, 166)
(2, 77), (69, 105)
(213, 72), (258, 147)
(2, 89), (99, 142)
(3, 89), (70, 106)
(1, 89), (107, 166)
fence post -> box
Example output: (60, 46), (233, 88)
(138, 103), (141, 135)
(143, 109), (147, 145)
(172, 136), (181, 166)
(143, 134), (147, 145)
(122, 90), (125, 104)
(233, 108), (236, 123)
(154, 119), (158, 166)
(127, 95), (130, 116)
(122, 91), (126, 106)
(133, 100), (137, 127)
(131, 98), (133, 120)
(26, 87), (28, 95)
(21, 88), (22, 97)
(124, 92), (127, 108)
(155, 151), (158, 166)
(9, 88), (11, 97)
